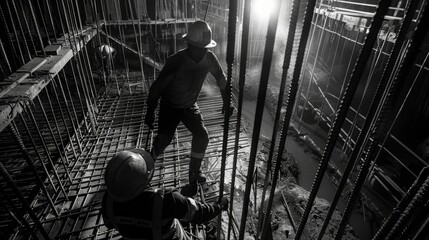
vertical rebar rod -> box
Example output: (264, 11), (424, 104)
(0, 186), (39, 239)
(238, 0), (281, 239)
(9, 120), (58, 217)
(60, 71), (85, 140)
(33, 0), (50, 45)
(373, 167), (429, 240)
(0, 4), (19, 69)
(256, 0), (313, 237)
(136, 0), (147, 90)
(10, 0), (31, 60)
(299, 10), (328, 128)
(257, 0), (300, 237)
(44, 0), (57, 42)
(127, 0), (146, 91)
(228, 0), (252, 238)
(53, 76), (83, 152)
(218, 0), (238, 239)
(61, 0), (98, 134)
(49, 80), (79, 159)
(17, 0), (37, 55)
(52, 0), (66, 41)
(295, 0), (324, 129)
(98, 0), (121, 93)
(114, 0), (130, 85)
(397, 188), (429, 240)
(24, 103), (68, 197)
(33, 96), (73, 182)
(335, 18), (362, 112)
(317, 0), (420, 238)
(72, 0), (98, 102)
(41, 87), (75, 160)
(65, 62), (90, 132)
(0, 161), (50, 240)
(4, 0), (26, 65)
(18, 111), (57, 192)
(334, 1), (429, 238)
(385, 173), (429, 240)
(27, 0), (46, 55)
(295, 0), (392, 238)
(0, 39), (12, 74)
(67, 0), (97, 102)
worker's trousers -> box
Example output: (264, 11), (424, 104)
(152, 102), (209, 160)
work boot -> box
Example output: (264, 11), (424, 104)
(189, 171), (207, 184)
(189, 157), (207, 184)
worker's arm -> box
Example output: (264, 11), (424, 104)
(145, 56), (178, 128)
(170, 190), (228, 224)
(208, 51), (233, 117)
(208, 51), (227, 102)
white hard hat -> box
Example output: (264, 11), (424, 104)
(182, 20), (217, 48)
(99, 45), (114, 58)
(104, 149), (154, 202)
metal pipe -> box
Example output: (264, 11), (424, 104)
(335, 1), (429, 238)
(317, 0), (421, 238)
(238, 0), (281, 239)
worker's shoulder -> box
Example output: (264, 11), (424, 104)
(205, 50), (220, 61)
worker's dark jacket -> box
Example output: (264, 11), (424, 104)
(147, 49), (227, 111)
(101, 187), (222, 240)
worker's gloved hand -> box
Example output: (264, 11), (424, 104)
(144, 112), (155, 130)
(218, 197), (229, 211)
(221, 104), (234, 118)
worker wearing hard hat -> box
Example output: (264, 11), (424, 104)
(97, 44), (116, 80)
(102, 149), (229, 240)
(144, 20), (231, 196)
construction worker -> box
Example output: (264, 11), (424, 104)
(97, 44), (115, 80)
(102, 149), (229, 240)
(144, 20), (231, 195)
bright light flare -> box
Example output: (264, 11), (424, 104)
(252, 0), (275, 22)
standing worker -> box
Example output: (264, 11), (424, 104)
(97, 44), (116, 81)
(102, 149), (229, 239)
(144, 20), (232, 195)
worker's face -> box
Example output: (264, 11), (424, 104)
(188, 44), (208, 62)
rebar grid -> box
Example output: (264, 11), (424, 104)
(11, 75), (249, 239)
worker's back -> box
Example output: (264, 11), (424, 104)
(102, 187), (193, 240)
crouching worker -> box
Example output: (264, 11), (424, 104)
(102, 149), (229, 240)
